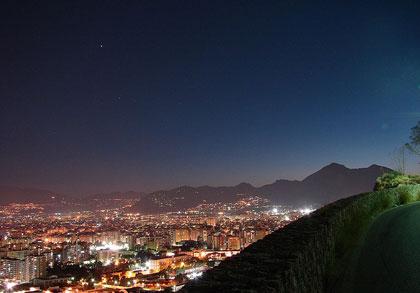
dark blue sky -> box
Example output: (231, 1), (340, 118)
(1, 1), (420, 195)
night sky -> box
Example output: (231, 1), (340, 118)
(1, 1), (420, 195)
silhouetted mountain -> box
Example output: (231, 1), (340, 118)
(259, 163), (392, 206)
(0, 185), (62, 205)
(132, 163), (392, 213)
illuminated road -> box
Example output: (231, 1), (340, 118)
(352, 202), (420, 292)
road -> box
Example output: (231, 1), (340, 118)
(352, 202), (420, 292)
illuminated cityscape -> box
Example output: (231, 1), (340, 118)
(0, 198), (312, 292)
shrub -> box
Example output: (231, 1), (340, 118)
(379, 191), (396, 209)
(398, 188), (413, 205)
(375, 172), (420, 191)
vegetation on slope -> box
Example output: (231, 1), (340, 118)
(374, 172), (420, 191)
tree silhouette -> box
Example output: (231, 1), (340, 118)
(406, 121), (420, 156)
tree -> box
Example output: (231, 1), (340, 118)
(405, 121), (420, 156)
(391, 145), (406, 174)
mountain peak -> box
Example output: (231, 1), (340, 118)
(303, 163), (348, 182)
(235, 182), (254, 188)
(324, 162), (348, 170)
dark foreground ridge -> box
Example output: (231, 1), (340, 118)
(181, 185), (420, 293)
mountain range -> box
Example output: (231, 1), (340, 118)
(0, 163), (392, 213)
(131, 163), (391, 213)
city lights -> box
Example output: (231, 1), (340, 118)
(0, 196), (307, 291)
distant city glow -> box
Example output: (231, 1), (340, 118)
(299, 208), (315, 215)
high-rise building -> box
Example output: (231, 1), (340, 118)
(0, 254), (47, 283)
(62, 243), (87, 264)
(210, 233), (226, 250)
(96, 249), (120, 264)
(121, 234), (136, 250)
(227, 236), (241, 250)
(24, 254), (47, 282)
(242, 230), (255, 246)
(99, 231), (121, 244)
(0, 257), (25, 281)
(171, 229), (190, 245)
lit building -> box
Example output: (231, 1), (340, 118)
(190, 228), (208, 242)
(242, 230), (255, 246)
(227, 236), (241, 250)
(0, 257), (25, 281)
(255, 229), (269, 241)
(148, 254), (191, 272)
(0, 254), (47, 283)
(120, 234), (136, 250)
(210, 233), (226, 250)
(99, 231), (121, 244)
(24, 254), (48, 282)
(96, 249), (120, 264)
(62, 243), (87, 264)
(172, 228), (190, 244)
(205, 217), (217, 227)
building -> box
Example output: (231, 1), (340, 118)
(32, 276), (69, 289)
(99, 231), (121, 244)
(137, 236), (167, 251)
(171, 228), (208, 245)
(172, 228), (190, 245)
(210, 233), (226, 250)
(96, 249), (120, 264)
(148, 254), (191, 272)
(120, 234), (136, 250)
(62, 243), (87, 264)
(0, 257), (25, 281)
(255, 229), (269, 241)
(0, 254), (47, 283)
(205, 217), (217, 227)
(227, 236), (241, 250)
(190, 228), (208, 242)
(24, 254), (48, 282)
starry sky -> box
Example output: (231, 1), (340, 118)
(1, 1), (420, 195)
